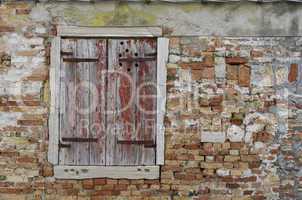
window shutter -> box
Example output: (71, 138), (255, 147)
(106, 39), (157, 166)
(59, 38), (107, 165)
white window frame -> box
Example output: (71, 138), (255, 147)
(48, 26), (168, 179)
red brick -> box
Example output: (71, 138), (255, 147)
(249, 161), (261, 169)
(238, 65), (251, 87)
(184, 143), (201, 149)
(254, 131), (273, 142)
(16, 8), (31, 15)
(174, 172), (195, 180)
(82, 179), (94, 189)
(240, 176), (257, 182)
(0, 151), (19, 157)
(180, 61), (214, 71)
(94, 178), (106, 185)
(0, 26), (15, 33)
(0, 186), (33, 194)
(144, 180), (160, 184)
(243, 190), (253, 195)
(254, 196), (265, 200)
(202, 53), (214, 67)
(288, 63), (298, 82)
(42, 164), (53, 177)
(226, 183), (240, 189)
(226, 65), (239, 80)
(114, 184), (128, 191)
(17, 119), (43, 126)
(230, 142), (244, 149)
(93, 190), (120, 196)
(226, 57), (248, 65)
(250, 50), (263, 58)
(16, 156), (37, 163)
(180, 62), (204, 70)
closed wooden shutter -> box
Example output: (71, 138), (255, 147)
(59, 38), (107, 165)
(58, 38), (157, 166)
(106, 39), (157, 166)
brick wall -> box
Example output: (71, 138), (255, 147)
(0, 2), (302, 200)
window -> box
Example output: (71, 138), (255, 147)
(48, 26), (168, 179)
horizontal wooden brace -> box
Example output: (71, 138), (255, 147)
(63, 58), (99, 62)
(61, 137), (98, 142)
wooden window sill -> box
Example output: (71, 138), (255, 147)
(54, 165), (160, 179)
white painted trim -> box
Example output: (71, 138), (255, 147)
(48, 37), (61, 165)
(57, 26), (162, 37)
(54, 166), (160, 179)
(156, 38), (169, 165)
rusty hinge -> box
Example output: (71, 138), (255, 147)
(117, 140), (156, 148)
(61, 137), (98, 142)
(61, 51), (73, 56)
(63, 58), (99, 63)
(59, 142), (71, 148)
(119, 56), (156, 63)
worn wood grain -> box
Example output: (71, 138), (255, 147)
(58, 26), (162, 37)
(156, 37), (169, 165)
(107, 39), (157, 166)
(89, 39), (107, 165)
(54, 165), (160, 180)
(59, 38), (77, 165)
(48, 37), (60, 165)
(136, 39), (157, 165)
(75, 39), (91, 165)
(118, 39), (140, 165)
(106, 39), (118, 165)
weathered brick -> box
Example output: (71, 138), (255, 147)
(42, 163), (53, 177)
(16, 8), (31, 15)
(16, 156), (37, 163)
(226, 57), (248, 65)
(226, 65), (238, 80)
(288, 63), (298, 82)
(200, 162), (223, 169)
(238, 65), (251, 87)
(250, 50), (263, 58)
(94, 178), (106, 185)
(17, 119), (43, 126)
(191, 67), (215, 80)
(82, 179), (94, 190)
(0, 26), (15, 32)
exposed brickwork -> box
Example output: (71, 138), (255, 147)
(0, 2), (302, 200)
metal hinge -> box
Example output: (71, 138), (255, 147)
(62, 58), (99, 62)
(117, 140), (156, 148)
(61, 137), (98, 142)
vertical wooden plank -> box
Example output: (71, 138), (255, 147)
(48, 37), (60, 165)
(89, 39), (107, 165)
(156, 38), (169, 165)
(117, 39), (140, 165)
(107, 39), (139, 165)
(75, 39), (90, 165)
(106, 39), (118, 165)
(59, 38), (77, 165)
(136, 39), (157, 165)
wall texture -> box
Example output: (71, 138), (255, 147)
(0, 1), (302, 200)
